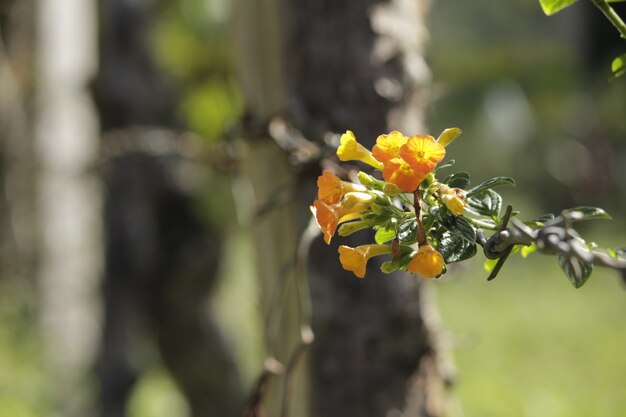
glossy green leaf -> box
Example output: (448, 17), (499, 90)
(612, 53), (626, 77)
(435, 159), (455, 171)
(562, 206), (612, 221)
(558, 254), (593, 288)
(467, 177), (515, 197)
(444, 172), (471, 189)
(538, 0), (579, 16)
(440, 215), (476, 243)
(397, 218), (417, 243)
(437, 231), (477, 263)
(466, 189), (502, 217)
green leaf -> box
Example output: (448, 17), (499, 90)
(531, 213), (555, 225)
(484, 257), (499, 272)
(437, 231), (477, 263)
(538, 0), (579, 15)
(380, 245), (414, 273)
(467, 177), (515, 197)
(444, 172), (471, 189)
(562, 206), (612, 221)
(374, 227), (396, 244)
(435, 159), (455, 171)
(612, 53), (626, 77)
(521, 243), (537, 258)
(557, 254), (593, 288)
(466, 189), (502, 217)
(440, 215), (476, 243)
(397, 217), (417, 243)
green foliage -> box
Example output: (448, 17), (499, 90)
(466, 176), (515, 197)
(539, 0), (625, 16)
(612, 53), (626, 77)
(538, 0), (580, 16)
(558, 254), (593, 288)
(314, 131), (625, 285)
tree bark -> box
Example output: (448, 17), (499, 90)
(94, 1), (243, 416)
(236, 0), (450, 416)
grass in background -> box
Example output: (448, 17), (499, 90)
(438, 251), (626, 417)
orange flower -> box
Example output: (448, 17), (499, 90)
(317, 170), (366, 204)
(382, 158), (426, 192)
(311, 193), (373, 244)
(399, 135), (445, 174)
(407, 244), (445, 278)
(337, 131), (384, 169)
(338, 244), (391, 278)
(372, 131), (408, 164)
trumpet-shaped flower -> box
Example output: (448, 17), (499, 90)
(338, 244), (391, 278)
(399, 135), (445, 174)
(317, 170), (366, 204)
(337, 131), (384, 169)
(311, 194), (372, 244)
(407, 244), (445, 278)
(372, 131), (408, 163)
(438, 185), (467, 216)
(441, 193), (466, 216)
(382, 158), (426, 192)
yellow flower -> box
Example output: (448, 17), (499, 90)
(311, 193), (373, 244)
(438, 185), (467, 216)
(382, 158), (426, 192)
(317, 170), (366, 204)
(337, 131), (384, 169)
(442, 194), (466, 216)
(399, 135), (446, 174)
(372, 131), (408, 163)
(338, 244), (391, 278)
(407, 244), (445, 278)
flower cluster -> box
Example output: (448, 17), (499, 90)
(311, 128), (476, 279)
(311, 128), (622, 288)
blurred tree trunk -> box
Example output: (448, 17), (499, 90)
(35, 0), (101, 415)
(236, 0), (452, 416)
(94, 1), (243, 417)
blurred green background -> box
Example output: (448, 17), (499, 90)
(1, 0), (625, 416)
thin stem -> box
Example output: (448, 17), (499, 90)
(414, 190), (428, 246)
(591, 0), (626, 40)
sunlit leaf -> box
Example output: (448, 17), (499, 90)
(611, 53), (626, 77)
(484, 257), (499, 272)
(558, 254), (593, 288)
(374, 227), (396, 244)
(397, 218), (417, 243)
(562, 206), (612, 221)
(467, 177), (515, 197)
(466, 189), (502, 217)
(444, 172), (471, 189)
(538, 0), (579, 15)
(435, 159), (456, 171)
(521, 243), (537, 258)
